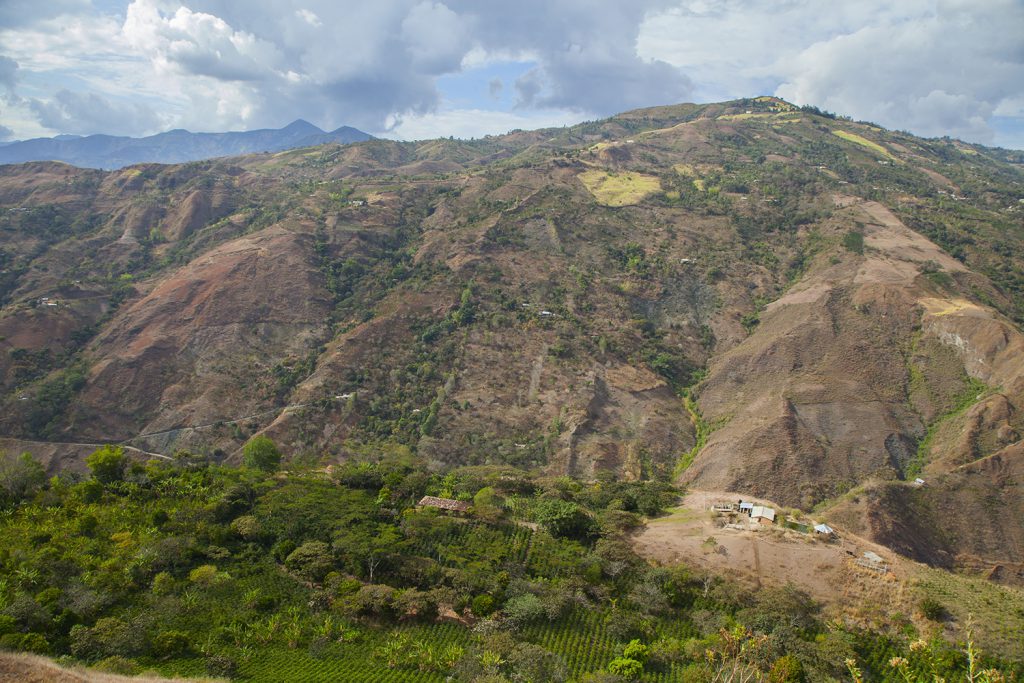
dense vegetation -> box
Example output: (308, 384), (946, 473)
(0, 446), (1017, 682)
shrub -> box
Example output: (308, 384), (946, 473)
(4, 593), (50, 632)
(608, 656), (644, 679)
(600, 509), (643, 534)
(0, 632), (50, 653)
(769, 654), (805, 683)
(471, 594), (495, 617)
(508, 642), (568, 682)
(75, 480), (104, 503)
(149, 536), (197, 574)
(188, 565), (222, 587)
(151, 572), (174, 595)
(605, 611), (655, 643)
(285, 541), (334, 583)
(394, 588), (438, 621)
(842, 230), (864, 255)
(76, 514), (99, 537)
(93, 656), (138, 675)
(19, 633), (50, 654)
(272, 538), (297, 562)
(152, 630), (191, 658)
(623, 639), (649, 662)
(351, 584), (398, 618)
(918, 596), (949, 621)
(503, 593), (546, 627)
(0, 451), (46, 505)
(230, 515), (261, 540)
(205, 653), (238, 677)
(534, 498), (597, 541)
(86, 446), (126, 484)
(70, 617), (134, 659)
(648, 637), (686, 667)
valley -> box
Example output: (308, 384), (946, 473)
(1, 96), (1023, 680)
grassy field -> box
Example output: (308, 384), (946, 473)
(578, 170), (662, 207)
(833, 129), (898, 160)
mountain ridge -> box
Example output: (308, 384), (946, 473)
(0, 120), (373, 170)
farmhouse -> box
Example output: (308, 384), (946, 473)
(750, 505), (776, 525)
(417, 496), (471, 514)
(814, 523), (835, 536)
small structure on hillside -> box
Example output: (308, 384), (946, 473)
(750, 505), (776, 525)
(913, 478), (925, 487)
(711, 501), (738, 514)
(855, 550), (889, 573)
(417, 496), (471, 514)
(738, 501), (754, 514)
(814, 523), (835, 536)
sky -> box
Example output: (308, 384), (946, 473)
(0, 0), (1022, 148)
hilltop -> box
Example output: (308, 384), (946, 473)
(0, 96), (1022, 582)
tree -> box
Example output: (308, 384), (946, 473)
(333, 523), (405, 583)
(608, 657), (644, 679)
(0, 451), (46, 506)
(473, 486), (504, 521)
(769, 654), (805, 683)
(86, 446), (126, 484)
(243, 435), (282, 472)
(534, 498), (597, 541)
(285, 541), (335, 582)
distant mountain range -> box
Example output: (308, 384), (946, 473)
(0, 120), (373, 169)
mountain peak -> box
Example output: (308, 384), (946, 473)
(282, 119), (323, 134)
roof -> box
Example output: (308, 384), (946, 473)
(814, 523), (835, 534)
(739, 502), (754, 510)
(750, 505), (775, 521)
(862, 551), (884, 563)
(417, 496), (471, 512)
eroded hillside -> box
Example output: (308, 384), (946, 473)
(1, 97), (1022, 575)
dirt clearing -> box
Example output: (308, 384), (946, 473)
(633, 490), (909, 621)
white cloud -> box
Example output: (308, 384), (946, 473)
(401, 2), (472, 74)
(29, 89), (164, 136)
(0, 0), (1019, 146)
(0, 0), (90, 29)
(123, 0), (285, 82)
(295, 8), (320, 27)
(640, 0), (1024, 145)
(383, 107), (582, 140)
